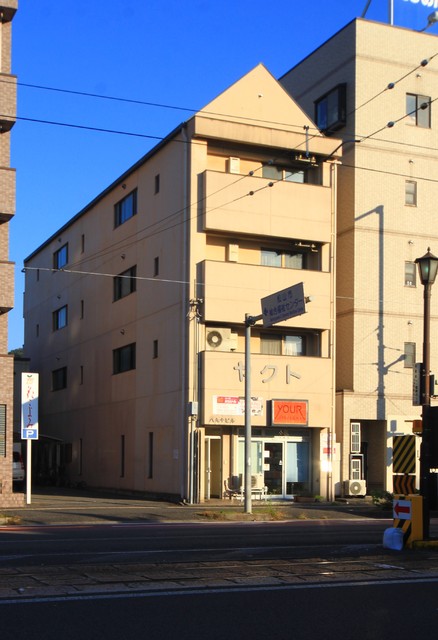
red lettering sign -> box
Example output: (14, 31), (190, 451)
(272, 400), (308, 426)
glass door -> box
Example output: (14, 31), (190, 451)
(263, 442), (283, 495)
(285, 440), (310, 497)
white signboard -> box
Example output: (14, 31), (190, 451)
(21, 373), (39, 440)
(261, 283), (305, 328)
(213, 395), (264, 417)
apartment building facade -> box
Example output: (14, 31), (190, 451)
(23, 65), (342, 501)
(0, 1), (18, 507)
(281, 18), (438, 497)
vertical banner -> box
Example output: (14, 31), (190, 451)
(395, 0), (438, 31)
(21, 373), (39, 440)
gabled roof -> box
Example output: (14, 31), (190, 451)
(198, 63), (318, 133)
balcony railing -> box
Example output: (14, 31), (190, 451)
(201, 170), (332, 242)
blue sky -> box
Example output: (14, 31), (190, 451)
(7, 0), (438, 349)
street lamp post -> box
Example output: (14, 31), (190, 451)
(415, 248), (438, 539)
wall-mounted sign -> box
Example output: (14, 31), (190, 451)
(271, 399), (308, 426)
(213, 395), (264, 417)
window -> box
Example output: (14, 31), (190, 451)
(262, 164), (306, 183)
(120, 435), (125, 478)
(154, 256), (159, 277)
(154, 174), (160, 194)
(53, 243), (68, 269)
(113, 265), (137, 301)
(53, 305), (68, 330)
(52, 367), (67, 391)
(405, 180), (417, 206)
(404, 342), (416, 368)
(261, 245), (320, 270)
(405, 262), (416, 287)
(315, 84), (347, 133)
(261, 332), (320, 357)
(113, 343), (136, 374)
(153, 339), (158, 359)
(148, 432), (154, 479)
(81, 234), (85, 253)
(81, 300), (84, 319)
(406, 93), (431, 128)
(114, 189), (137, 227)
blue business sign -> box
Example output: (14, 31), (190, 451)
(395, 0), (438, 30)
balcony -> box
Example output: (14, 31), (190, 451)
(0, 74), (16, 132)
(0, 167), (15, 221)
(201, 170), (332, 242)
(200, 350), (333, 428)
(0, 260), (14, 313)
(199, 260), (332, 327)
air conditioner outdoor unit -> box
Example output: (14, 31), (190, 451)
(344, 479), (367, 497)
(206, 328), (238, 352)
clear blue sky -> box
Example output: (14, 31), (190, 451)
(7, 0), (438, 350)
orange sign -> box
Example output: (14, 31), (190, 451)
(272, 400), (308, 426)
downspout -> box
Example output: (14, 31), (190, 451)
(181, 124), (190, 501)
(328, 159), (339, 502)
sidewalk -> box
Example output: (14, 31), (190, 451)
(0, 486), (393, 526)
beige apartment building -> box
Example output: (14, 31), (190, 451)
(23, 65), (342, 502)
(281, 18), (438, 497)
(0, 1), (18, 507)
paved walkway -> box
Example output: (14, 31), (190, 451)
(0, 487), (392, 526)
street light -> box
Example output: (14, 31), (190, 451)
(415, 248), (438, 539)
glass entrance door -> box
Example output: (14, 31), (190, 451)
(263, 442), (283, 495)
(238, 436), (311, 499)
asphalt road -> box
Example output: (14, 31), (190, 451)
(2, 577), (438, 640)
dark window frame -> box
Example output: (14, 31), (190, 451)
(314, 83), (347, 134)
(53, 304), (68, 331)
(114, 189), (138, 228)
(53, 243), (68, 269)
(113, 343), (136, 374)
(113, 265), (137, 301)
(52, 366), (67, 391)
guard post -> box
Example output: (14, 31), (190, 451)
(393, 494), (424, 548)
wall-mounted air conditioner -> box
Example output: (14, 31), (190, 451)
(206, 328), (238, 352)
(344, 479), (367, 497)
